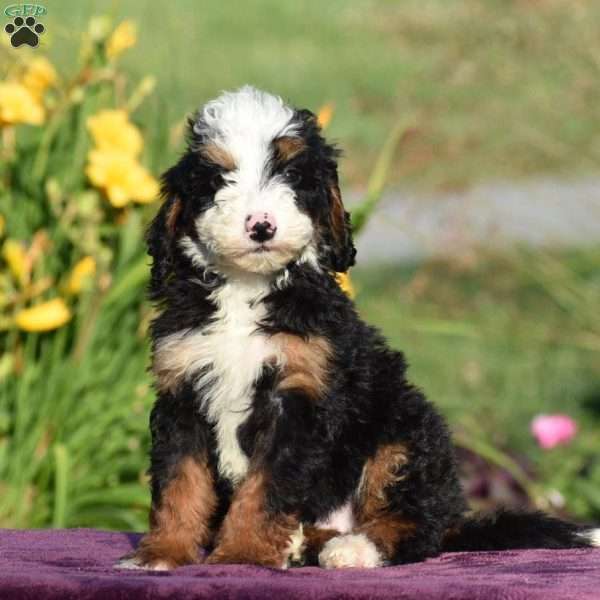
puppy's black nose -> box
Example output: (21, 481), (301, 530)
(245, 212), (277, 242)
(250, 222), (276, 242)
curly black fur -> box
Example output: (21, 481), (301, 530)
(140, 93), (597, 568)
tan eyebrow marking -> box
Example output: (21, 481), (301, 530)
(274, 136), (306, 162)
(200, 143), (236, 170)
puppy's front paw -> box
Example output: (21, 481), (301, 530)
(318, 534), (383, 569)
(116, 536), (202, 571)
(115, 553), (175, 571)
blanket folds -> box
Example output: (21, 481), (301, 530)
(1, 528), (599, 600)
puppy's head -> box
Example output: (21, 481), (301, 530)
(148, 86), (355, 294)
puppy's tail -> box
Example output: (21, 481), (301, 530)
(442, 509), (600, 552)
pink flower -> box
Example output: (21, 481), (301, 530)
(531, 414), (578, 449)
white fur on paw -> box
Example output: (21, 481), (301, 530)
(115, 557), (171, 571)
(318, 534), (382, 569)
(283, 524), (306, 568)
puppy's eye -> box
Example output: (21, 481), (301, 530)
(282, 168), (302, 186)
(210, 173), (224, 191)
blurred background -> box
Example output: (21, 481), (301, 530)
(0, 0), (599, 531)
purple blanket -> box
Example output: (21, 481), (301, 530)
(1, 529), (599, 600)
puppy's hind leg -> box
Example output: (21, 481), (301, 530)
(319, 443), (427, 569)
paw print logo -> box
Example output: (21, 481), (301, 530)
(5, 16), (45, 48)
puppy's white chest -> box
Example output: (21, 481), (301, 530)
(201, 300), (276, 482)
(158, 278), (280, 483)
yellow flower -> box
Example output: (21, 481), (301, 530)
(15, 298), (72, 332)
(0, 82), (45, 125)
(22, 57), (57, 97)
(317, 102), (334, 129)
(86, 149), (159, 207)
(106, 20), (137, 60)
(2, 239), (29, 287)
(0, 214), (5, 238)
(66, 256), (96, 294)
(130, 166), (161, 204)
(88, 16), (112, 42)
(335, 272), (355, 298)
(87, 110), (143, 156)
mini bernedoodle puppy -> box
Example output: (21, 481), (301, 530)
(123, 86), (600, 570)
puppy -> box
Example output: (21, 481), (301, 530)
(124, 86), (599, 570)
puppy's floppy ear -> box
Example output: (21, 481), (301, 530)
(296, 109), (356, 273)
(146, 194), (183, 299)
(294, 107), (356, 272)
(324, 180), (356, 272)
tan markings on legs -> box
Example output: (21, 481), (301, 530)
(273, 333), (332, 400)
(356, 518), (416, 559)
(207, 472), (298, 567)
(135, 457), (217, 569)
(354, 443), (415, 560)
(199, 142), (236, 171)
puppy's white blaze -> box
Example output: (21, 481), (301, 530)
(319, 534), (383, 569)
(155, 276), (284, 483)
(196, 87), (296, 205)
(194, 86), (298, 167)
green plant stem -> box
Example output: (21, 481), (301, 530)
(351, 116), (414, 235)
(52, 444), (69, 528)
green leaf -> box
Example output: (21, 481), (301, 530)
(351, 115), (414, 235)
(52, 444), (70, 528)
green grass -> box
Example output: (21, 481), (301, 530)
(353, 250), (600, 518)
(354, 252), (600, 448)
(35, 0), (600, 188)
(1, 1), (600, 530)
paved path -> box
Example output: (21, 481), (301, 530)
(348, 178), (600, 263)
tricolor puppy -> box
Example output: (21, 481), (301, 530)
(124, 86), (599, 570)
